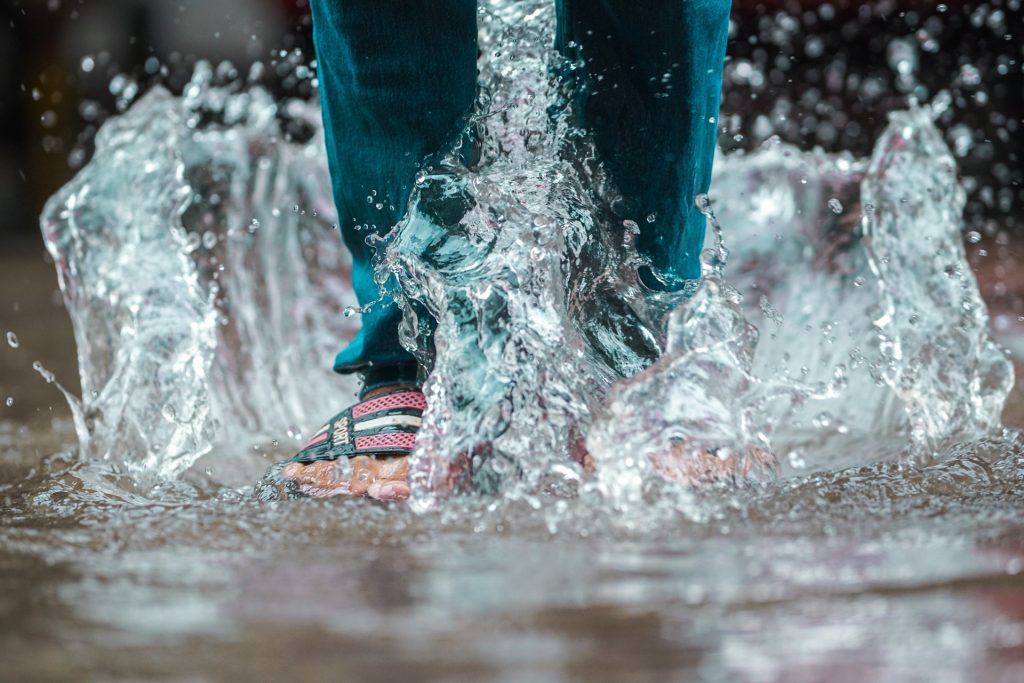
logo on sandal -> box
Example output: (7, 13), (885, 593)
(333, 417), (350, 445)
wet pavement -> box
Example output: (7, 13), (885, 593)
(2, 236), (1024, 682)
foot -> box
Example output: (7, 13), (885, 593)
(651, 440), (774, 486)
(278, 454), (411, 501)
(266, 384), (423, 502)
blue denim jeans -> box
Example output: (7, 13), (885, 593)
(311, 0), (732, 383)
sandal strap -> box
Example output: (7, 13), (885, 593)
(291, 388), (426, 464)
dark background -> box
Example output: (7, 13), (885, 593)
(1, 0), (1020, 247)
(0, 0), (313, 248)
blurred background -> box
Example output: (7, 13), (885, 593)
(0, 0), (1022, 420)
(0, 0), (313, 247)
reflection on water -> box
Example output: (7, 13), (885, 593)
(5, 0), (1024, 680)
(2, 425), (1024, 680)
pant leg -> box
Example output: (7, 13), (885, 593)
(310, 0), (478, 375)
(555, 0), (732, 289)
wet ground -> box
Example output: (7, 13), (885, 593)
(3, 237), (1024, 682)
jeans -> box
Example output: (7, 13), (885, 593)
(310, 0), (732, 383)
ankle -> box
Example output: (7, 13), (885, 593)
(359, 361), (421, 399)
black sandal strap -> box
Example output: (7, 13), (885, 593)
(291, 387), (426, 464)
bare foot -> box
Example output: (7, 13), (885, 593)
(567, 437), (766, 487)
(279, 455), (409, 501)
(651, 441), (774, 486)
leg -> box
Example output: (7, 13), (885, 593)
(311, 0), (479, 376)
(556, 0), (732, 288)
(269, 1), (477, 501)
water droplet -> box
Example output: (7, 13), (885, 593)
(184, 232), (201, 253)
(966, 230), (982, 244)
(812, 411), (833, 428)
(930, 90), (952, 117)
(202, 231), (218, 249)
(886, 38), (918, 79)
(828, 198), (843, 214)
(5, 397), (13, 407)
(949, 124), (974, 158)
(852, 276), (865, 287)
(645, 213), (656, 223)
(32, 361), (55, 384)
(80, 56), (95, 73)
(787, 451), (807, 469)
(343, 306), (360, 318)
(759, 295), (782, 325)
(6, 332), (18, 348)
(959, 63), (982, 87)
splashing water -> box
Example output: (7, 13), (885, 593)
(591, 110), (1015, 508)
(42, 68), (361, 481)
(40, 0), (1012, 508)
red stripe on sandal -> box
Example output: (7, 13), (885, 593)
(353, 391), (426, 419)
(302, 432), (329, 449)
(355, 432), (417, 452)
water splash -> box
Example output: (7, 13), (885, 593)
(41, 66), (360, 480)
(381, 2), (1013, 508)
(590, 106), (1015, 509)
(40, 0), (1012, 505)
(383, 3), (667, 504)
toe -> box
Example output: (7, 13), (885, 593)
(368, 480), (411, 501)
(364, 456), (410, 501)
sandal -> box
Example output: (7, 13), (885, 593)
(291, 386), (426, 464)
(254, 386), (426, 501)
